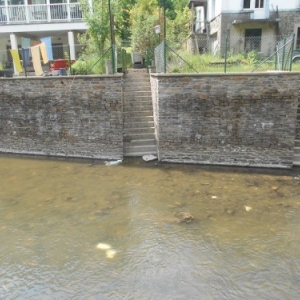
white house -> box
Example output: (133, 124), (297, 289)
(0, 0), (91, 72)
(189, 0), (300, 55)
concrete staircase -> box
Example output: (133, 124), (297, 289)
(123, 69), (157, 157)
(294, 99), (300, 166)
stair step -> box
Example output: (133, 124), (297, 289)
(124, 133), (156, 140)
(123, 110), (154, 117)
(294, 147), (300, 154)
(123, 91), (152, 97)
(125, 75), (149, 82)
(124, 151), (157, 157)
(125, 139), (156, 146)
(124, 108), (153, 113)
(124, 115), (153, 122)
(124, 86), (151, 92)
(124, 121), (154, 129)
(124, 127), (155, 134)
(124, 144), (157, 153)
(124, 98), (153, 103)
(124, 103), (153, 110)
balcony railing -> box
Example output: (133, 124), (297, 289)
(0, 3), (83, 24)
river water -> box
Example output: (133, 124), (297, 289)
(0, 156), (300, 299)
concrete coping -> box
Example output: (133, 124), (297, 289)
(150, 71), (300, 78)
(0, 74), (123, 80)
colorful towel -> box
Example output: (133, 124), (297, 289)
(21, 48), (30, 67)
(10, 49), (23, 73)
(31, 45), (43, 76)
(40, 42), (49, 64)
(21, 37), (30, 49)
(40, 37), (53, 61)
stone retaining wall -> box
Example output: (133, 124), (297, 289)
(150, 72), (299, 168)
(0, 75), (123, 160)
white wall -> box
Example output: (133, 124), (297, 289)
(215, 0), (298, 12)
(270, 0), (299, 10)
(207, 0), (222, 21)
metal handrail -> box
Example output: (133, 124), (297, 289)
(0, 3), (83, 24)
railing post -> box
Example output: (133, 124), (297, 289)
(290, 34), (295, 71)
(68, 44), (72, 75)
(108, 0), (115, 74)
(282, 38), (286, 70)
(146, 49), (149, 73)
(47, 3), (51, 22)
(224, 36), (228, 73)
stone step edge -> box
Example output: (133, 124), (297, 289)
(124, 151), (158, 157)
(124, 144), (157, 150)
(124, 138), (156, 144)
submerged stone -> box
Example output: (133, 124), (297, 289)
(177, 212), (194, 223)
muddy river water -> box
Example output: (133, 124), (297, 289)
(0, 156), (300, 299)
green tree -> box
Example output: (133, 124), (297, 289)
(117, 0), (137, 41)
(130, 0), (159, 54)
(167, 6), (190, 48)
(80, 0), (113, 55)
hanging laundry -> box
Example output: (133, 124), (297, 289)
(40, 42), (49, 64)
(21, 38), (31, 67)
(10, 49), (23, 73)
(40, 37), (53, 61)
(21, 37), (30, 49)
(30, 45), (43, 76)
(20, 48), (30, 67)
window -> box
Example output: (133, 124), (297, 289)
(243, 0), (251, 9)
(244, 28), (262, 52)
(255, 0), (264, 8)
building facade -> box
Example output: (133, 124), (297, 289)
(0, 0), (91, 73)
(189, 0), (300, 55)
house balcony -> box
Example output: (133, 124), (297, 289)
(0, 3), (83, 25)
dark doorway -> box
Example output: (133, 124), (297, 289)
(244, 28), (262, 52)
(52, 43), (63, 59)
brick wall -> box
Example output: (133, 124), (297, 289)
(150, 73), (299, 168)
(0, 75), (123, 160)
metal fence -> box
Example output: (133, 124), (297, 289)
(153, 34), (299, 74)
(0, 43), (128, 76)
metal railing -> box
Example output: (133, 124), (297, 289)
(0, 3), (83, 24)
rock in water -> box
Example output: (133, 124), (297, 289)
(177, 212), (194, 223)
(244, 206), (252, 212)
(96, 243), (111, 250)
(142, 154), (158, 162)
(105, 160), (122, 166)
(106, 249), (117, 259)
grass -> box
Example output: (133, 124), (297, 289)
(165, 50), (298, 74)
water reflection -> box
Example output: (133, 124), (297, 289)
(0, 156), (299, 299)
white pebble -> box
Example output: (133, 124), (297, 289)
(211, 196), (218, 199)
(245, 206), (252, 212)
(96, 243), (111, 250)
(106, 249), (117, 259)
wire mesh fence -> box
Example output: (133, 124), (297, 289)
(0, 43), (123, 76)
(1, 34), (298, 76)
(153, 34), (299, 74)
